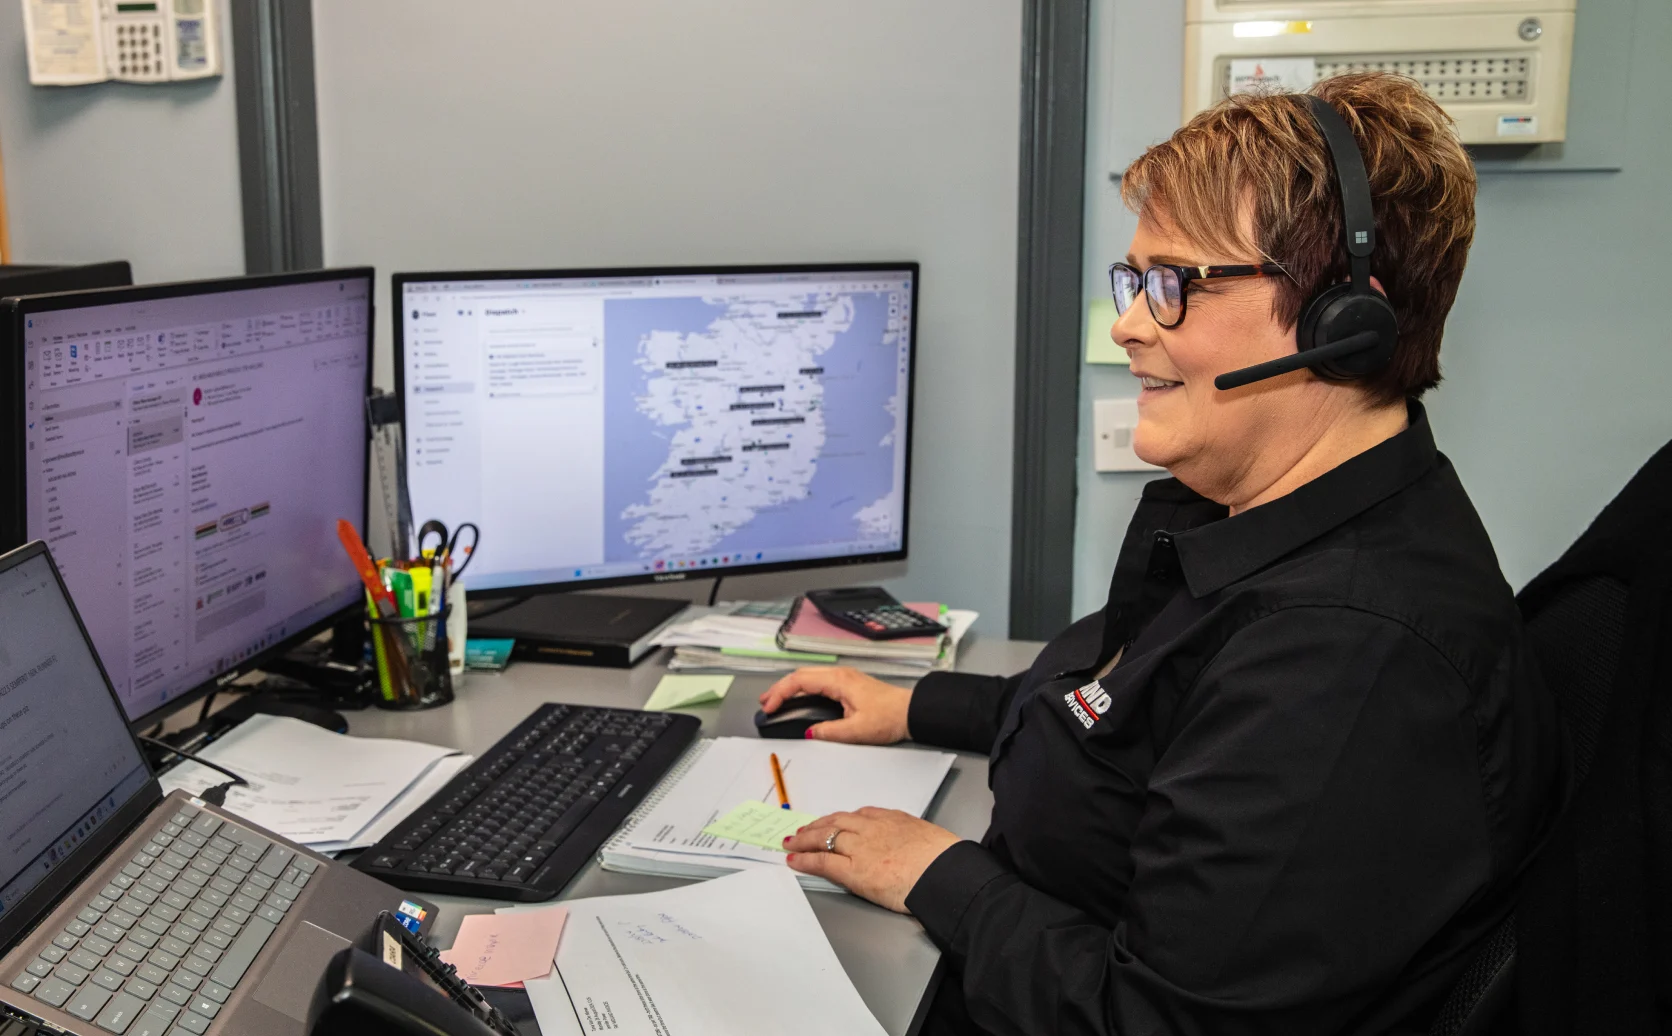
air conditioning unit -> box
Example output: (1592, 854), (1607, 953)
(1183, 0), (1575, 143)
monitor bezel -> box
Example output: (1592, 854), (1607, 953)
(0, 267), (377, 731)
(0, 540), (164, 954)
(392, 261), (919, 599)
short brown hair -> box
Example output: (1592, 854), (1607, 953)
(1121, 72), (1476, 403)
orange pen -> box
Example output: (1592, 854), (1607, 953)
(769, 753), (791, 810)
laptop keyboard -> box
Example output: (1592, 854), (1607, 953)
(8, 805), (314, 1036)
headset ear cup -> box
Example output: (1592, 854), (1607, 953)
(1296, 285), (1398, 381)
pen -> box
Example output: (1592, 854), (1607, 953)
(769, 753), (791, 810)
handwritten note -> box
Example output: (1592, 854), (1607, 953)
(701, 800), (818, 851)
(644, 673), (733, 711)
(438, 905), (568, 988)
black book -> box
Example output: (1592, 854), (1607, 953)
(470, 593), (689, 668)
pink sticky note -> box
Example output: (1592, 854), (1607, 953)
(438, 906), (568, 989)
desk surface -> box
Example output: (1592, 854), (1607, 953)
(343, 636), (1041, 1036)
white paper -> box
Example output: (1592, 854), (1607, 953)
(517, 868), (887, 1036)
(309, 752), (475, 854)
(156, 714), (459, 846)
(625, 737), (953, 868)
(23, 0), (105, 85)
(1229, 57), (1317, 95)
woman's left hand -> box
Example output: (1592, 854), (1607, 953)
(784, 807), (962, 913)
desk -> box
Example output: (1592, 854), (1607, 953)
(344, 636), (1042, 1036)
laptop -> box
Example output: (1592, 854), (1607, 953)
(0, 541), (421, 1036)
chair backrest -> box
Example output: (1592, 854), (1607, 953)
(1427, 564), (1634, 1036)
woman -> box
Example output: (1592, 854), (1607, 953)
(758, 73), (1562, 1035)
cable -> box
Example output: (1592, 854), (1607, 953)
(136, 735), (249, 807)
(707, 577), (724, 608)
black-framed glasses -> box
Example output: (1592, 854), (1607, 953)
(1108, 262), (1287, 329)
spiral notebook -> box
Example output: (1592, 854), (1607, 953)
(598, 736), (956, 892)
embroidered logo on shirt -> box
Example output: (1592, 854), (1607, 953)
(1064, 679), (1112, 729)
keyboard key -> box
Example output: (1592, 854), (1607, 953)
(105, 955), (137, 977)
(179, 957), (212, 979)
(123, 977), (158, 1001)
(127, 1002), (180, 1036)
(96, 922), (127, 943)
(130, 853), (156, 870)
(169, 924), (201, 943)
(171, 972), (201, 991)
(39, 945), (67, 964)
(217, 908), (248, 927)
(178, 831), (207, 850)
(178, 913), (210, 933)
(67, 919), (93, 937)
(171, 809), (198, 826)
(32, 974), (76, 1007)
(145, 950), (180, 971)
(68, 948), (104, 971)
(100, 884), (126, 902)
(198, 981), (231, 1005)
(116, 940), (149, 962)
(158, 983), (192, 1007)
(271, 880), (301, 901)
(139, 916), (170, 938)
(91, 969), (126, 992)
(128, 929), (160, 950)
(150, 864), (180, 883)
(81, 907), (107, 925)
(66, 984), (111, 1021)
(159, 937), (191, 958)
(255, 905), (284, 925)
(187, 996), (219, 1020)
(53, 931), (80, 951)
(264, 894), (293, 912)
(207, 877), (236, 897)
(188, 815), (222, 838)
(127, 886), (160, 906)
(90, 895), (116, 912)
(189, 945), (220, 965)
(160, 891), (191, 912)
(110, 873), (136, 889)
(247, 871), (275, 891)
(186, 900), (217, 921)
(187, 859), (215, 878)
(137, 963), (168, 986)
(211, 918), (241, 937)
(208, 917), (275, 987)
(256, 846), (294, 879)
(53, 960), (90, 985)
(11, 972), (40, 993)
(107, 909), (140, 930)
(120, 864), (145, 881)
(208, 837), (236, 855)
(138, 875), (169, 896)
(116, 897), (152, 918)
(176, 1011), (210, 1034)
(229, 894), (259, 913)
(84, 935), (116, 957)
(159, 851), (189, 871)
(292, 856), (319, 875)
(95, 991), (148, 1033)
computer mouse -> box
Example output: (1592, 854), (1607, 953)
(754, 694), (845, 739)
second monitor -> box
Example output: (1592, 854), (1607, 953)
(395, 263), (918, 596)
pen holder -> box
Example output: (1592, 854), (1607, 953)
(367, 604), (455, 710)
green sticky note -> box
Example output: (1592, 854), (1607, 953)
(1085, 298), (1129, 365)
(702, 800), (819, 851)
(644, 673), (734, 711)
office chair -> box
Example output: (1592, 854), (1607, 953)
(1429, 439), (1672, 1036)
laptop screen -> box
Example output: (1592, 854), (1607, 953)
(0, 552), (151, 919)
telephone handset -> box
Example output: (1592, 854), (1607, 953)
(312, 912), (522, 1036)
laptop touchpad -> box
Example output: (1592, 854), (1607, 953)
(253, 921), (351, 1023)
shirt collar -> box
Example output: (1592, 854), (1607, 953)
(1171, 401), (1439, 597)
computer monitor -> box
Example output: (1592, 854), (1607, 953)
(0, 269), (374, 728)
(0, 261), (133, 297)
(394, 263), (917, 597)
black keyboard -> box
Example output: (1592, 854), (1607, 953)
(351, 704), (699, 901)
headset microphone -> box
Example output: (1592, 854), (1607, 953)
(1214, 95), (1399, 392)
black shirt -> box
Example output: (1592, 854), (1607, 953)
(903, 403), (1563, 1036)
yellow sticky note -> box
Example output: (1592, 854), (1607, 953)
(702, 800), (819, 851)
(1085, 298), (1129, 365)
(644, 673), (734, 711)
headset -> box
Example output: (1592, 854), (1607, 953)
(1214, 95), (1400, 391)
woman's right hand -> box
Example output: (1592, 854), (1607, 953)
(758, 667), (912, 745)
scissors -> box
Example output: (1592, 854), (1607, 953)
(416, 519), (479, 582)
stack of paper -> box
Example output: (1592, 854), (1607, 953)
(515, 868), (888, 1036)
(157, 714), (473, 855)
(654, 600), (979, 677)
(600, 736), (954, 892)
(438, 906), (568, 989)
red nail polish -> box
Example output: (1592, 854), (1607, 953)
(803, 728), (814, 739)
(781, 836), (791, 846)
(786, 853), (797, 861)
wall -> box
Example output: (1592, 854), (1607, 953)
(1074, 0), (1672, 617)
(0, 0), (243, 283)
(310, 1), (1023, 629)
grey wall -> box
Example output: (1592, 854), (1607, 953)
(311, 1), (1023, 629)
(1074, 0), (1672, 617)
(0, 0), (242, 283)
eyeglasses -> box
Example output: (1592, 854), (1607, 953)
(1108, 262), (1287, 329)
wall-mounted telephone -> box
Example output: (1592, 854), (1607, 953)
(312, 912), (523, 1036)
(23, 0), (223, 86)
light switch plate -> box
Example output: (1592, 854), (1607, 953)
(1093, 398), (1162, 473)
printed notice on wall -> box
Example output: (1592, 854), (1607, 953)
(22, 0), (105, 85)
(1229, 58), (1317, 96)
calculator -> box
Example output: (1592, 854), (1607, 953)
(806, 587), (949, 640)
